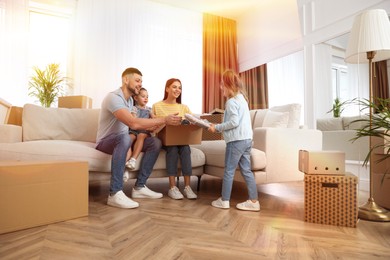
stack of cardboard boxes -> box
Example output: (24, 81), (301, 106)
(299, 150), (358, 227)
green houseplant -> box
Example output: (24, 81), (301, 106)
(28, 63), (69, 107)
(351, 98), (390, 167)
(327, 97), (356, 118)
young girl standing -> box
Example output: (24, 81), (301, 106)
(152, 78), (197, 200)
(208, 69), (260, 211)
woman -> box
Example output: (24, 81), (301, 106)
(152, 78), (197, 200)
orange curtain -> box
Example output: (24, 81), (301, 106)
(239, 65), (268, 109)
(203, 13), (238, 113)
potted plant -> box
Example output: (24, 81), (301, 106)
(28, 63), (69, 107)
(327, 97), (355, 118)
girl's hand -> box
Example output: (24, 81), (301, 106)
(208, 124), (216, 133)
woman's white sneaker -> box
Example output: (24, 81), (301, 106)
(168, 186), (184, 200)
(211, 197), (230, 209)
(107, 190), (139, 209)
(183, 186), (197, 199)
(236, 200), (260, 211)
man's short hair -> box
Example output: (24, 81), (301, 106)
(122, 67), (142, 78)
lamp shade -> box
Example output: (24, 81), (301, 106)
(345, 9), (390, 63)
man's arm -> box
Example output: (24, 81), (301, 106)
(114, 108), (181, 130)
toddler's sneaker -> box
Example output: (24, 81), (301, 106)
(236, 200), (260, 211)
(132, 186), (163, 199)
(126, 158), (137, 170)
(168, 186), (184, 200)
(123, 171), (129, 182)
(211, 197), (230, 209)
(183, 186), (197, 199)
(107, 190), (139, 209)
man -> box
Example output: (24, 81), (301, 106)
(96, 67), (182, 209)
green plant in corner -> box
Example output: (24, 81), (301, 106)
(351, 98), (390, 182)
(28, 63), (69, 107)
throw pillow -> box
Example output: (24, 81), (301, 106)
(262, 111), (289, 128)
(252, 109), (268, 128)
(269, 103), (301, 128)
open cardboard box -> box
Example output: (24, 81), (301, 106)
(157, 124), (202, 146)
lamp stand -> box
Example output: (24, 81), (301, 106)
(358, 51), (390, 222)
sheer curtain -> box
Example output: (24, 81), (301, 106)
(267, 50), (304, 123)
(73, 0), (203, 112)
(0, 0), (29, 106)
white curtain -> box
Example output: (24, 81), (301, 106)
(0, 0), (29, 106)
(267, 50), (305, 124)
(314, 43), (333, 119)
(73, 0), (203, 112)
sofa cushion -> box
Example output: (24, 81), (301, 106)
(343, 115), (368, 130)
(262, 111), (289, 128)
(22, 104), (100, 142)
(0, 140), (206, 173)
(269, 103), (301, 128)
(317, 117), (344, 131)
(252, 109), (267, 129)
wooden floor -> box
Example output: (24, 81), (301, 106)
(1, 173), (390, 260)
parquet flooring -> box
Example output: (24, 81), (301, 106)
(1, 174), (390, 260)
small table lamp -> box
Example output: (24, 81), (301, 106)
(345, 9), (390, 222)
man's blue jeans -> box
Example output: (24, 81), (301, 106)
(222, 139), (258, 201)
(96, 132), (162, 193)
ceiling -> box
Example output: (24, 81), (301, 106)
(148, 0), (262, 19)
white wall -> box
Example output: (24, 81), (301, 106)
(236, 0), (390, 128)
(237, 0), (302, 72)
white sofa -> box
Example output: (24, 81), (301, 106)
(316, 116), (369, 161)
(0, 103), (322, 188)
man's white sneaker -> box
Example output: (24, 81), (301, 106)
(211, 197), (230, 209)
(107, 190), (139, 209)
(168, 186), (184, 200)
(126, 158), (137, 170)
(123, 171), (129, 182)
(236, 200), (260, 211)
(132, 186), (163, 199)
(183, 186), (197, 199)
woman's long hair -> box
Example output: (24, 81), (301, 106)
(163, 78), (182, 104)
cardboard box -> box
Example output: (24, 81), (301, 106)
(299, 150), (345, 175)
(0, 161), (89, 234)
(200, 114), (224, 140)
(58, 95), (92, 109)
(304, 173), (358, 227)
(157, 124), (202, 146)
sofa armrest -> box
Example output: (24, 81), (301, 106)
(0, 124), (22, 143)
(252, 127), (322, 183)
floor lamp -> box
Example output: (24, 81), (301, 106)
(345, 9), (390, 222)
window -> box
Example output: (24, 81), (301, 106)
(331, 64), (348, 101)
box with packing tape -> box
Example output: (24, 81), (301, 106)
(299, 150), (345, 175)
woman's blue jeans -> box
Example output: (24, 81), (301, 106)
(164, 145), (192, 176)
(222, 139), (258, 201)
(96, 132), (162, 193)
